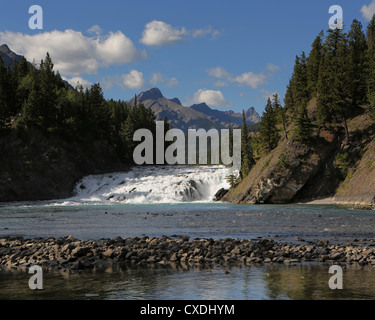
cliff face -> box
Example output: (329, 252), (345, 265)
(222, 132), (338, 204)
(335, 140), (375, 208)
(0, 128), (127, 202)
(221, 102), (375, 208)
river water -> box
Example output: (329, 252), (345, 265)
(1, 166), (375, 300)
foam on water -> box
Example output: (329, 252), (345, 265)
(65, 165), (236, 205)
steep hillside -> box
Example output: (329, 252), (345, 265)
(221, 100), (375, 208)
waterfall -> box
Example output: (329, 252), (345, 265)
(70, 165), (236, 204)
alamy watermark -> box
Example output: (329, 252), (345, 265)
(328, 265), (343, 290)
(329, 5), (343, 30)
(28, 265), (43, 290)
(132, 121), (242, 172)
(28, 5), (43, 30)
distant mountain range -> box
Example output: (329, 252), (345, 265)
(127, 88), (260, 131)
(1, 44), (261, 131)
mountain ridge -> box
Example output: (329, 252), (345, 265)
(128, 87), (260, 131)
(0, 44), (28, 67)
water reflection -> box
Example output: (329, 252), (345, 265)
(1, 263), (374, 300)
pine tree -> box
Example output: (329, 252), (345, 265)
(273, 93), (288, 139)
(307, 31), (324, 96)
(348, 19), (368, 105)
(260, 98), (279, 151)
(240, 110), (254, 177)
(39, 53), (58, 129)
(366, 15), (375, 117)
(291, 52), (309, 109)
(0, 57), (7, 129)
(317, 28), (351, 143)
(292, 103), (312, 142)
(284, 79), (294, 114)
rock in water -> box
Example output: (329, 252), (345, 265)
(213, 188), (228, 201)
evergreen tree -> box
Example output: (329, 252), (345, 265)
(0, 57), (7, 129)
(348, 19), (368, 105)
(240, 110), (254, 177)
(260, 98), (279, 151)
(39, 53), (58, 129)
(273, 93), (288, 139)
(307, 31), (324, 96)
(366, 15), (375, 116)
(291, 52), (309, 110)
(284, 79), (294, 114)
(317, 28), (351, 143)
(292, 103), (312, 142)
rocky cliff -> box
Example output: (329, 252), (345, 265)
(221, 101), (375, 208)
(0, 128), (127, 202)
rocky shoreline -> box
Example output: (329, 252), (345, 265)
(1, 235), (375, 272)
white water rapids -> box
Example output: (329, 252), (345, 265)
(66, 166), (236, 205)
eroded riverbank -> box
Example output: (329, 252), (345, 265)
(1, 235), (375, 272)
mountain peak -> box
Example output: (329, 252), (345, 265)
(170, 97), (182, 105)
(138, 88), (164, 101)
(0, 44), (26, 67)
(190, 102), (211, 113)
(0, 44), (11, 53)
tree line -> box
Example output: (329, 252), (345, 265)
(239, 16), (375, 179)
(0, 52), (164, 165)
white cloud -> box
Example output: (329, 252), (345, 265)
(140, 20), (221, 46)
(232, 71), (267, 89)
(267, 63), (280, 72)
(214, 80), (228, 87)
(0, 28), (147, 76)
(150, 72), (164, 85)
(192, 25), (221, 39)
(167, 77), (179, 88)
(87, 25), (103, 38)
(207, 65), (279, 89)
(123, 70), (145, 90)
(190, 89), (231, 108)
(140, 20), (188, 46)
(361, 1), (375, 20)
(207, 66), (231, 79)
(62, 76), (92, 89)
(149, 73), (179, 88)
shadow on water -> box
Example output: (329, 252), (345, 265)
(1, 263), (375, 300)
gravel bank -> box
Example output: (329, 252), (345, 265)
(1, 235), (375, 271)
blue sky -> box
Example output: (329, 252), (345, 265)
(1, 0), (375, 115)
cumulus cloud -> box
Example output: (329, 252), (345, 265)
(140, 20), (220, 46)
(0, 28), (147, 76)
(140, 20), (188, 46)
(361, 1), (375, 20)
(206, 65), (278, 89)
(232, 72), (267, 89)
(190, 89), (231, 108)
(123, 70), (145, 90)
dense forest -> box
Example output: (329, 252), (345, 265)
(0, 52), (162, 165)
(238, 16), (375, 180)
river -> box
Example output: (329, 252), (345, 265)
(0, 166), (375, 300)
